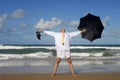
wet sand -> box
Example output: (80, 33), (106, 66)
(0, 72), (120, 80)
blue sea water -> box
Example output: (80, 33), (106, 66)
(0, 44), (120, 74)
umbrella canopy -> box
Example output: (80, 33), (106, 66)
(36, 31), (41, 40)
(78, 13), (104, 42)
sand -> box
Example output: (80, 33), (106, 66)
(0, 72), (120, 80)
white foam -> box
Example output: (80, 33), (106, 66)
(0, 60), (51, 67)
(23, 52), (53, 58)
(0, 52), (53, 60)
(0, 52), (120, 60)
(0, 45), (120, 50)
(0, 45), (55, 50)
(71, 52), (103, 57)
(71, 46), (120, 50)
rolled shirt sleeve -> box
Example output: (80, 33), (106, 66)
(70, 31), (81, 38)
(44, 31), (56, 37)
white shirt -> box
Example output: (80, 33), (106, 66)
(44, 31), (81, 52)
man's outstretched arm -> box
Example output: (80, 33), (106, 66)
(38, 30), (55, 37)
(70, 29), (87, 38)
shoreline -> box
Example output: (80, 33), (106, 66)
(0, 72), (120, 80)
(0, 59), (120, 74)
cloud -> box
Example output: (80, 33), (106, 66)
(101, 16), (120, 38)
(34, 17), (63, 29)
(102, 16), (110, 27)
(8, 23), (29, 32)
(0, 9), (27, 33)
(0, 9), (26, 29)
(19, 23), (29, 28)
(0, 13), (8, 28)
(104, 27), (120, 38)
(11, 9), (25, 19)
(69, 20), (79, 26)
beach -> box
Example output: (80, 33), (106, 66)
(0, 45), (120, 80)
(0, 72), (120, 80)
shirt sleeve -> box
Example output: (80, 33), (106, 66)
(70, 31), (81, 38)
(44, 31), (55, 37)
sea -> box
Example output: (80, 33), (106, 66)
(0, 44), (120, 74)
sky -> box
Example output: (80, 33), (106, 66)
(0, 0), (120, 45)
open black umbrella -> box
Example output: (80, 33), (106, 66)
(36, 31), (41, 40)
(78, 13), (104, 42)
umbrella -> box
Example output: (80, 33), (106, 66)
(78, 13), (104, 42)
(36, 31), (41, 40)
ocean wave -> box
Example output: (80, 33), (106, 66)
(0, 52), (120, 60)
(71, 52), (103, 57)
(0, 45), (120, 60)
(0, 60), (52, 67)
(0, 45), (55, 50)
(0, 52), (54, 60)
(0, 57), (120, 67)
(71, 46), (120, 50)
(0, 45), (120, 50)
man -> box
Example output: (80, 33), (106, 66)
(39, 28), (86, 77)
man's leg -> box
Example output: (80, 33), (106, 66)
(66, 58), (76, 77)
(51, 57), (61, 76)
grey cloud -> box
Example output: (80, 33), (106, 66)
(0, 13), (8, 28)
(11, 9), (25, 19)
(34, 17), (63, 29)
(69, 20), (79, 26)
(102, 16), (110, 27)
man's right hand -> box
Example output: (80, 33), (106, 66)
(81, 29), (87, 33)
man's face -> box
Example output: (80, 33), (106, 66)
(60, 28), (65, 32)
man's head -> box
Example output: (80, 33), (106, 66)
(60, 28), (65, 32)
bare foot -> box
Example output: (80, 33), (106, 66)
(51, 73), (56, 77)
(72, 74), (76, 77)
